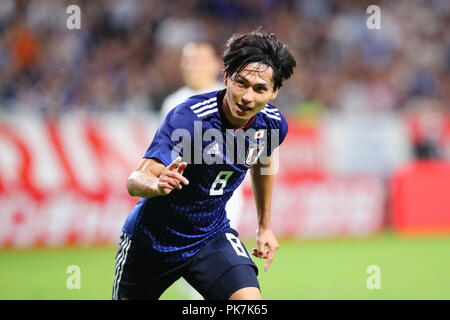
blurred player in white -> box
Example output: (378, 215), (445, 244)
(160, 43), (224, 120)
(160, 42), (244, 299)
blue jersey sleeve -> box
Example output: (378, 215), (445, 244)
(279, 113), (289, 145)
(265, 112), (289, 157)
(144, 106), (195, 166)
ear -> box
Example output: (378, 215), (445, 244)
(223, 73), (229, 86)
(271, 89), (278, 100)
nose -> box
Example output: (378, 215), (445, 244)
(241, 88), (254, 105)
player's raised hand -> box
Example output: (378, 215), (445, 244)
(157, 157), (189, 195)
(252, 227), (280, 272)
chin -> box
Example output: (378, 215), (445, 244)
(232, 111), (250, 122)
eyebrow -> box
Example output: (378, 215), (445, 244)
(235, 74), (271, 88)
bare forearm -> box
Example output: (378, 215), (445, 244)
(127, 157), (189, 199)
(251, 164), (280, 272)
(250, 166), (274, 229)
(127, 171), (161, 198)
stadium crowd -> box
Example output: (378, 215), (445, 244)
(0, 0), (448, 119)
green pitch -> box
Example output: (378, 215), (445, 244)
(1, 232), (450, 300)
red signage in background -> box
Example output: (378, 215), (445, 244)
(238, 119), (385, 239)
(391, 160), (450, 234)
(0, 113), (386, 248)
(277, 120), (325, 182)
(0, 113), (155, 248)
(239, 173), (385, 239)
(391, 107), (450, 234)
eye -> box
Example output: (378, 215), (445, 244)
(255, 86), (267, 92)
(236, 79), (245, 86)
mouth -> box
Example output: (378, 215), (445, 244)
(236, 103), (252, 114)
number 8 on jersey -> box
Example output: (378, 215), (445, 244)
(209, 171), (233, 196)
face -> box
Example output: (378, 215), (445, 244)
(223, 62), (278, 128)
(180, 43), (221, 91)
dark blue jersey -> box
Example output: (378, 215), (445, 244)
(122, 90), (288, 263)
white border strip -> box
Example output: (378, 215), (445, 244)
(263, 107), (280, 115)
(192, 102), (218, 114)
(261, 109), (281, 121)
(190, 97), (217, 110)
(112, 235), (131, 300)
(197, 108), (218, 118)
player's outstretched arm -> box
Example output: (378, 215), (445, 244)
(250, 156), (280, 272)
(127, 157), (189, 198)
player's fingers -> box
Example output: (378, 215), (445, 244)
(158, 178), (177, 190)
(177, 162), (188, 175)
(159, 176), (182, 189)
(252, 248), (267, 259)
(257, 241), (266, 258)
(157, 181), (173, 192)
(164, 172), (188, 187)
(166, 156), (182, 171)
(264, 249), (276, 272)
(165, 171), (189, 185)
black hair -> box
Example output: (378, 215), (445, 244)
(222, 29), (296, 91)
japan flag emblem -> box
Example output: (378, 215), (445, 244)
(254, 129), (265, 139)
(245, 143), (265, 166)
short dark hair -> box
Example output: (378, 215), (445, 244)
(222, 30), (296, 91)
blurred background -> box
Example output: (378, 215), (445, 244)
(1, 0), (450, 299)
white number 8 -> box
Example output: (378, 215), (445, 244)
(226, 233), (249, 258)
(209, 171), (233, 196)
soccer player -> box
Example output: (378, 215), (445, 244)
(113, 30), (296, 300)
(160, 42), (244, 300)
(160, 41), (244, 231)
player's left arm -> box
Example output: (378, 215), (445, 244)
(250, 155), (279, 272)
